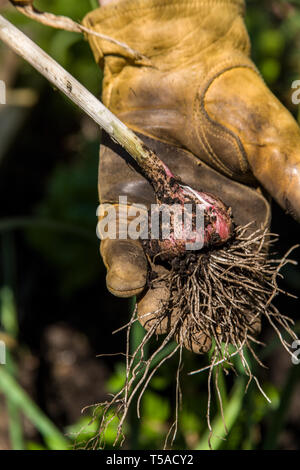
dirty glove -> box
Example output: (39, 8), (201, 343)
(82, 0), (300, 351)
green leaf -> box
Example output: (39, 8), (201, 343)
(257, 30), (285, 58)
(0, 287), (18, 338)
(143, 391), (170, 422)
(107, 363), (126, 394)
(196, 378), (246, 450)
(0, 367), (69, 450)
(259, 58), (281, 85)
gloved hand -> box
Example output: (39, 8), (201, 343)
(82, 0), (300, 352)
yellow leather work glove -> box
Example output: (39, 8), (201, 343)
(82, 0), (300, 352)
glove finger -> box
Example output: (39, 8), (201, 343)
(137, 266), (171, 335)
(205, 67), (300, 222)
(100, 239), (147, 298)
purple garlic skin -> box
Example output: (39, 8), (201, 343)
(146, 162), (233, 260)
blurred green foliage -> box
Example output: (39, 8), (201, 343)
(247, 0), (300, 90)
(3, 0), (102, 103)
(0, 0), (300, 451)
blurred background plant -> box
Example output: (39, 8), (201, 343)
(0, 0), (300, 450)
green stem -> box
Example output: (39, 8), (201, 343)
(214, 366), (228, 409)
(6, 396), (24, 450)
(195, 377), (246, 450)
(1, 235), (24, 449)
(127, 297), (178, 448)
(129, 296), (147, 449)
(5, 351), (24, 450)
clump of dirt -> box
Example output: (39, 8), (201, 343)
(81, 224), (298, 450)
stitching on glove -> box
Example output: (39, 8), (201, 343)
(197, 62), (259, 176)
(200, 114), (245, 174)
(193, 102), (233, 177)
